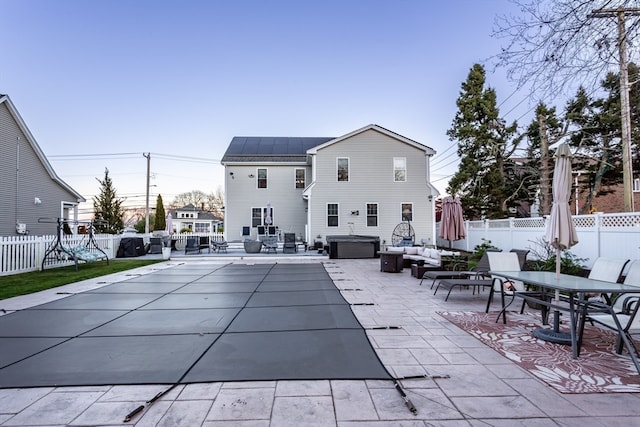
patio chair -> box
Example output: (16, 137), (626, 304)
(185, 237), (200, 255)
(262, 235), (278, 254)
(215, 240), (228, 253)
(426, 249), (500, 289)
(198, 236), (211, 253)
(148, 237), (163, 254)
(283, 233), (297, 254)
(485, 252), (549, 324)
(432, 252), (493, 300)
(579, 260), (640, 370)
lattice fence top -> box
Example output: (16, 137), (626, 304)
(513, 218), (545, 228)
(464, 212), (640, 230)
(600, 214), (640, 228)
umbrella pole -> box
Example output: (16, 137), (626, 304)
(553, 248), (561, 331)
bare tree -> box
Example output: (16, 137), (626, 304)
(493, 0), (640, 100)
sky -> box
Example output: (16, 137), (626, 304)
(1, 0), (533, 221)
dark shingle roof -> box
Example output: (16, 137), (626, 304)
(221, 136), (334, 163)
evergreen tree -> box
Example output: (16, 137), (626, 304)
(446, 64), (522, 219)
(93, 168), (125, 234)
(525, 103), (566, 215)
(154, 194), (166, 231)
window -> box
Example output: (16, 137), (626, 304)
(394, 157), (406, 182)
(366, 203), (378, 227)
(295, 168), (306, 189)
(194, 223), (210, 233)
(257, 168), (267, 188)
(634, 178), (640, 192)
(337, 158), (349, 182)
(251, 207), (274, 227)
(327, 203), (339, 227)
(401, 203), (413, 222)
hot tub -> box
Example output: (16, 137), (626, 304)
(326, 235), (380, 259)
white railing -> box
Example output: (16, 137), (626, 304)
(436, 212), (640, 269)
(0, 232), (224, 276)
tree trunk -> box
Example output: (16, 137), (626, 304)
(538, 113), (552, 215)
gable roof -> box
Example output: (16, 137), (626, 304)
(0, 94), (85, 202)
(221, 136), (334, 164)
(307, 124), (435, 155)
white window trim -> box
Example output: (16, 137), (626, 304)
(393, 157), (407, 182)
(295, 168), (306, 189)
(366, 202), (379, 227)
(337, 157), (350, 182)
(327, 202), (339, 227)
(257, 168), (268, 189)
(401, 202), (413, 222)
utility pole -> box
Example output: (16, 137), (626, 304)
(589, 7), (640, 212)
(144, 152), (151, 234)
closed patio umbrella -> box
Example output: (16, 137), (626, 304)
(439, 196), (466, 248)
(535, 143), (578, 344)
(165, 213), (174, 235)
(545, 143), (579, 277)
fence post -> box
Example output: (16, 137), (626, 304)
(595, 213), (602, 259)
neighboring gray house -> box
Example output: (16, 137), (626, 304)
(221, 124), (439, 245)
(169, 204), (222, 233)
(0, 95), (85, 236)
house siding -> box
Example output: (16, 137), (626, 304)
(225, 163), (310, 241)
(0, 100), (81, 236)
(308, 129), (434, 246)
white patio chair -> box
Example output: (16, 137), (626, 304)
(581, 260), (640, 358)
(485, 252), (548, 324)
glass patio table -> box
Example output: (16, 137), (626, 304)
(488, 270), (640, 372)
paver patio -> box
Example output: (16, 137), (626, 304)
(1, 255), (640, 426)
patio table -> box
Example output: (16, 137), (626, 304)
(489, 270), (640, 373)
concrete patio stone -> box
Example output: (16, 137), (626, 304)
(205, 388), (274, 421)
(331, 380), (378, 421)
(271, 395), (335, 426)
(275, 380), (331, 397)
(1, 391), (103, 426)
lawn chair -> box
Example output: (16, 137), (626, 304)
(485, 252), (549, 324)
(185, 237), (200, 255)
(432, 252), (493, 301)
(148, 237), (163, 254)
(198, 236), (210, 253)
(262, 235), (278, 254)
(426, 249), (498, 289)
(215, 240), (228, 253)
(579, 259), (640, 372)
(283, 233), (297, 254)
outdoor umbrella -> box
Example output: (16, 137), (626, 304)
(265, 202), (272, 234)
(165, 213), (174, 235)
(439, 196), (466, 248)
(535, 143), (579, 344)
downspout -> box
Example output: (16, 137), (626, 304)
(15, 137), (20, 229)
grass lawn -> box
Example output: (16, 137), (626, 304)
(0, 260), (163, 300)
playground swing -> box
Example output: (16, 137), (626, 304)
(41, 218), (110, 271)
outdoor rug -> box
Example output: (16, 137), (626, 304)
(438, 310), (640, 393)
(0, 263), (391, 388)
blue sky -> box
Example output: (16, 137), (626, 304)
(1, 0), (530, 219)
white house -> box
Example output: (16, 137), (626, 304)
(220, 124), (438, 246)
(169, 204), (222, 234)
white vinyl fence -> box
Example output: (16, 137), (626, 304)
(436, 212), (640, 269)
(0, 232), (224, 276)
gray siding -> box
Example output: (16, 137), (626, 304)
(224, 164), (310, 242)
(0, 102), (80, 236)
(308, 129), (435, 246)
